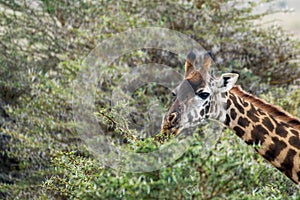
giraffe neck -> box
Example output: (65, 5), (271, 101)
(216, 86), (300, 184)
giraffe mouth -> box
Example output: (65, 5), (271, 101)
(160, 119), (209, 139)
(161, 122), (182, 137)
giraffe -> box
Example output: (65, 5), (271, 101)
(161, 51), (300, 184)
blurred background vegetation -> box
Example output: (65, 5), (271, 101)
(0, 0), (300, 199)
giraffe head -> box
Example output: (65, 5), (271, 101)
(161, 51), (239, 136)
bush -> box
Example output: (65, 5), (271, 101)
(0, 0), (300, 199)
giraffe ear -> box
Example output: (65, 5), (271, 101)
(214, 73), (239, 93)
(184, 51), (196, 77)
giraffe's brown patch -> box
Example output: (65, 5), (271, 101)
(291, 130), (299, 137)
(241, 99), (249, 107)
(231, 95), (245, 115)
(233, 126), (245, 137)
(247, 104), (260, 123)
(230, 86), (300, 130)
(200, 109), (205, 117)
(230, 108), (237, 120)
(280, 121), (290, 127)
(226, 98), (232, 110)
(262, 117), (274, 132)
(280, 149), (296, 179)
(248, 125), (268, 145)
(289, 136), (300, 149)
(275, 124), (288, 138)
(288, 119), (300, 127)
(237, 116), (250, 127)
(263, 137), (287, 162)
(205, 104), (210, 113)
(257, 108), (266, 116)
(225, 114), (230, 126)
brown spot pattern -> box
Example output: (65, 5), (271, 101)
(288, 119), (300, 127)
(262, 117), (274, 132)
(291, 130), (299, 137)
(232, 96), (245, 115)
(200, 109), (205, 116)
(225, 114), (230, 126)
(226, 99), (232, 109)
(205, 104), (210, 113)
(275, 125), (288, 138)
(227, 86), (300, 184)
(230, 108), (237, 120)
(263, 137), (287, 162)
(238, 116), (250, 127)
(241, 100), (249, 107)
(233, 126), (245, 137)
(280, 149), (296, 178)
(247, 105), (260, 123)
(248, 125), (268, 145)
(289, 136), (300, 149)
(230, 86), (300, 130)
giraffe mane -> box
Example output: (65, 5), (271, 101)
(230, 86), (300, 130)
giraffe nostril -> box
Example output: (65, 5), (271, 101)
(168, 112), (178, 124)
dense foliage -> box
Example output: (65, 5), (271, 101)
(1, 0), (300, 199)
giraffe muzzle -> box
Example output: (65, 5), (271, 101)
(167, 112), (178, 126)
(160, 112), (181, 135)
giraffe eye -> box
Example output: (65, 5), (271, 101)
(196, 92), (210, 100)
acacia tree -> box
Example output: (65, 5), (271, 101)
(0, 0), (299, 198)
